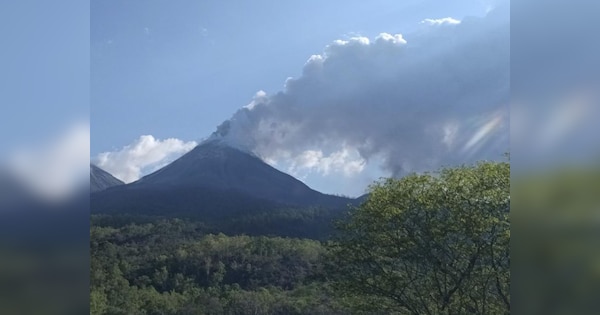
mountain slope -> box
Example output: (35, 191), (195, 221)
(129, 140), (350, 207)
(90, 164), (124, 193)
(91, 141), (355, 238)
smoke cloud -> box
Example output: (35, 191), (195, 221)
(210, 5), (509, 177)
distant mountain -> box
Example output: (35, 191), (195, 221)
(90, 164), (124, 193)
(129, 140), (350, 207)
(91, 141), (356, 238)
(0, 168), (89, 248)
(0, 169), (39, 211)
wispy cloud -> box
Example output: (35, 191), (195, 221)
(420, 17), (461, 25)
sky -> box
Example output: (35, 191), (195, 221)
(0, 0), (89, 154)
(2, 0), (597, 201)
(91, 0), (503, 196)
(0, 0), (89, 201)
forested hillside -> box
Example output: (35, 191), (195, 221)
(90, 219), (351, 314)
(91, 161), (510, 314)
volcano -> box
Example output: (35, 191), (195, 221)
(91, 140), (354, 224)
(130, 140), (348, 207)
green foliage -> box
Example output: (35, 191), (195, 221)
(512, 166), (600, 315)
(92, 205), (342, 241)
(90, 219), (350, 314)
(330, 161), (510, 314)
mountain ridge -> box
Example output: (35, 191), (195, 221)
(124, 140), (351, 208)
(90, 164), (124, 193)
(91, 141), (366, 238)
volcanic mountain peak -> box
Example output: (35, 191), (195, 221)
(126, 140), (348, 208)
(182, 138), (258, 160)
(91, 140), (357, 238)
(203, 128), (256, 156)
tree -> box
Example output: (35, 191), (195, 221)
(330, 161), (510, 314)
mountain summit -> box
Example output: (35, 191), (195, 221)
(91, 140), (361, 238)
(131, 140), (347, 207)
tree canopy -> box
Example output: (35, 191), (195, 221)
(330, 161), (510, 314)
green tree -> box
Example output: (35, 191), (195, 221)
(330, 161), (510, 314)
(90, 289), (108, 315)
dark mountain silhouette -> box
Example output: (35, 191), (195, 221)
(129, 140), (350, 207)
(0, 168), (89, 249)
(0, 169), (36, 210)
(91, 141), (359, 238)
(90, 164), (124, 193)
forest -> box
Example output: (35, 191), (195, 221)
(91, 161), (510, 314)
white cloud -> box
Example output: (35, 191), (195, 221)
(94, 135), (197, 183)
(375, 33), (407, 44)
(333, 36), (370, 46)
(244, 90), (268, 110)
(287, 148), (365, 177)
(8, 122), (90, 201)
(421, 17), (461, 25)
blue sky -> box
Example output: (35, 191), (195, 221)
(91, 0), (499, 196)
(1, 0), (598, 202)
(0, 0), (88, 155)
(92, 0), (490, 152)
(0, 0), (90, 200)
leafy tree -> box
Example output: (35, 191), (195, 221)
(330, 161), (510, 314)
(90, 289), (108, 315)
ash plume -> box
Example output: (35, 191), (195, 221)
(209, 5), (509, 177)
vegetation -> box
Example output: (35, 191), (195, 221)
(511, 166), (600, 315)
(91, 188), (348, 241)
(90, 219), (350, 314)
(91, 161), (510, 314)
(330, 161), (510, 314)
